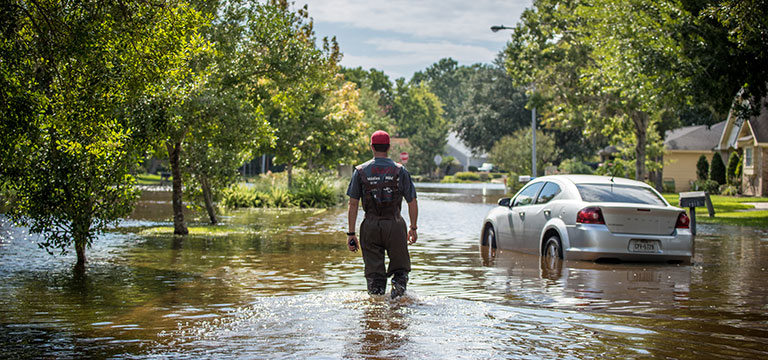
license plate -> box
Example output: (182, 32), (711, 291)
(629, 239), (661, 253)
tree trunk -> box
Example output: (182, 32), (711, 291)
(633, 112), (649, 181)
(200, 176), (218, 225)
(167, 141), (188, 235)
(73, 215), (91, 271)
(287, 163), (293, 188)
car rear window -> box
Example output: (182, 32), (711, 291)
(576, 184), (666, 206)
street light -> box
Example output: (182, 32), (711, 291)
(490, 25), (514, 32)
(491, 24), (537, 178)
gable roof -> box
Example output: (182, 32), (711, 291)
(446, 131), (487, 157)
(665, 121), (726, 151)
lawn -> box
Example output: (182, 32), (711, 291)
(136, 173), (170, 186)
(662, 193), (768, 227)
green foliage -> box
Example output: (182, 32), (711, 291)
(468, 165), (478, 172)
(726, 152), (741, 183)
(692, 179), (720, 194)
(454, 172), (481, 181)
(391, 83), (448, 176)
(453, 61), (531, 153)
(709, 153), (726, 185)
(291, 172), (342, 208)
(490, 129), (561, 177)
(696, 155), (710, 181)
(720, 184), (741, 196)
(0, 0), (209, 264)
(410, 58), (471, 124)
(558, 158), (594, 175)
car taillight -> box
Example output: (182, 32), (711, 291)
(676, 212), (690, 229)
(577, 207), (605, 224)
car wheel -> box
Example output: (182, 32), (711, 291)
(482, 224), (497, 261)
(543, 235), (563, 259)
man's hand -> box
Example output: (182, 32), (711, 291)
(348, 235), (359, 252)
(408, 228), (417, 245)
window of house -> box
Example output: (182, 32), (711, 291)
(745, 147), (753, 167)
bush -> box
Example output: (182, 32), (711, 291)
(727, 152), (741, 183)
(692, 179), (720, 194)
(506, 172), (525, 193)
(468, 165), (478, 172)
(454, 172), (481, 181)
(709, 153), (726, 185)
(490, 173), (503, 179)
(662, 179), (676, 193)
(720, 184), (741, 196)
(696, 155), (709, 181)
(558, 158), (594, 174)
(291, 172), (340, 208)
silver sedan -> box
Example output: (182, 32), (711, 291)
(481, 175), (693, 263)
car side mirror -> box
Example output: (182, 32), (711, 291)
(498, 197), (511, 207)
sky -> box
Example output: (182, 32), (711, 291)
(301, 0), (533, 81)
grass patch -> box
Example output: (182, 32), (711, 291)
(136, 173), (169, 186)
(662, 193), (768, 227)
(139, 225), (257, 237)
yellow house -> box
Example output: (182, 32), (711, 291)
(717, 101), (768, 196)
(663, 121), (726, 192)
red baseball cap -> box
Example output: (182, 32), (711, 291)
(370, 130), (390, 145)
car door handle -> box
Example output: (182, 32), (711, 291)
(543, 209), (551, 217)
(518, 212), (525, 219)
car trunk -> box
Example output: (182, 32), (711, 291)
(598, 204), (679, 235)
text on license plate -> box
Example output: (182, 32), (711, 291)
(629, 239), (661, 253)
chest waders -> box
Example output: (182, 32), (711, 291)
(357, 164), (410, 298)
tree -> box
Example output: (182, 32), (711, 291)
(727, 151), (741, 184)
(505, 0), (696, 181)
(410, 58), (472, 124)
(0, 1), (208, 267)
(490, 129), (561, 177)
(390, 84), (448, 175)
(453, 61), (530, 153)
(709, 152), (726, 185)
(340, 67), (394, 112)
(696, 155), (709, 181)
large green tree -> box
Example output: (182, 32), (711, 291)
(453, 61), (530, 153)
(490, 129), (561, 177)
(0, 1), (208, 267)
(390, 83), (448, 175)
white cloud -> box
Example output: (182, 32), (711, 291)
(302, 0), (529, 42)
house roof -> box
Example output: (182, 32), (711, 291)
(446, 131), (487, 157)
(748, 100), (768, 143)
(665, 121), (726, 151)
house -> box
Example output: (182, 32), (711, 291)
(445, 132), (489, 172)
(717, 100), (768, 196)
(663, 121), (726, 192)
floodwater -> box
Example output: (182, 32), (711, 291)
(1, 189), (767, 359)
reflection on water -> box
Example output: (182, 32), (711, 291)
(0, 190), (767, 358)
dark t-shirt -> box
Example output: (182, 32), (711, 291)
(346, 157), (417, 203)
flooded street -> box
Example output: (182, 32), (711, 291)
(1, 189), (767, 358)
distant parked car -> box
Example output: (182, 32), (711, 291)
(477, 163), (494, 172)
(481, 175), (693, 263)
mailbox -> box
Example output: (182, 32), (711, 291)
(678, 191), (715, 235)
(679, 191), (707, 208)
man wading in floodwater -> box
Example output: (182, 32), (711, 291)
(347, 130), (418, 299)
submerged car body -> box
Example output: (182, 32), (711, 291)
(481, 175), (693, 263)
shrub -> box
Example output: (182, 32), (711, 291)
(506, 171), (526, 193)
(696, 155), (709, 181)
(558, 158), (594, 174)
(222, 185), (257, 209)
(440, 175), (456, 183)
(468, 165), (478, 172)
(692, 179), (720, 194)
(662, 179), (676, 193)
(709, 153), (726, 185)
(268, 187), (294, 208)
(726, 152), (741, 183)
(490, 173), (503, 179)
(454, 172), (481, 181)
(720, 184), (741, 196)
(291, 172), (339, 208)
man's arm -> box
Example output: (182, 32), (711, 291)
(407, 199), (418, 245)
(347, 198), (360, 251)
